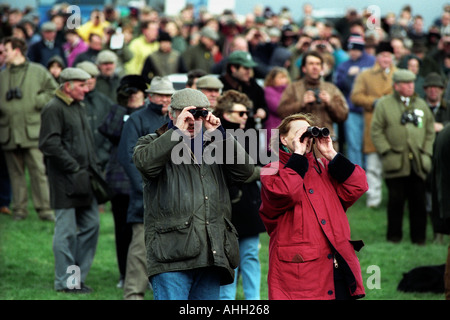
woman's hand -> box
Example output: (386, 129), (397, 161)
(315, 135), (337, 161)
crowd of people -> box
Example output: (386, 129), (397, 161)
(0, 2), (450, 300)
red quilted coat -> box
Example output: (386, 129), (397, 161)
(259, 150), (368, 300)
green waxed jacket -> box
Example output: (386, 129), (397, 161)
(371, 91), (435, 181)
(133, 124), (254, 285)
(0, 61), (58, 150)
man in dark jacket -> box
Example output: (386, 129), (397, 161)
(39, 68), (102, 293)
(133, 88), (254, 300)
(219, 51), (268, 130)
(117, 76), (174, 300)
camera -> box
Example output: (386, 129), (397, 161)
(308, 88), (321, 104)
(401, 110), (419, 126)
(188, 108), (208, 119)
(300, 126), (330, 142)
(6, 88), (22, 101)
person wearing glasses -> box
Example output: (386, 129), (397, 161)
(214, 90), (266, 300)
(0, 36), (57, 221)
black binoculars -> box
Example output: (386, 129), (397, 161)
(6, 87), (22, 101)
(300, 126), (330, 142)
(400, 110), (419, 126)
(189, 108), (208, 119)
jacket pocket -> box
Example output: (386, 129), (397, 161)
(381, 149), (403, 172)
(151, 216), (200, 263)
(419, 151), (432, 174)
(25, 113), (41, 140)
(277, 245), (320, 263)
(0, 116), (10, 144)
(66, 169), (91, 197)
(223, 217), (240, 269)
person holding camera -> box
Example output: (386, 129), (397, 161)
(132, 88), (254, 299)
(259, 113), (368, 299)
(278, 51), (348, 151)
(371, 69), (435, 245)
(0, 36), (58, 221)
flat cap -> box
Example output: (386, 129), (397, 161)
(146, 76), (175, 94)
(76, 61), (100, 77)
(196, 75), (224, 89)
(96, 50), (118, 64)
(41, 21), (56, 32)
(171, 88), (210, 110)
(227, 51), (258, 68)
(393, 69), (416, 83)
(60, 67), (91, 82)
(200, 26), (219, 41)
(423, 72), (444, 88)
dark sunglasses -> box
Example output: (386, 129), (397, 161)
(229, 110), (249, 117)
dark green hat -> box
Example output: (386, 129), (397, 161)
(423, 72), (444, 88)
(227, 51), (258, 68)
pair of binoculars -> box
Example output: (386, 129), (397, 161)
(6, 88), (22, 101)
(188, 108), (208, 119)
(300, 126), (330, 142)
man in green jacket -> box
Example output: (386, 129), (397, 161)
(133, 88), (254, 299)
(371, 69), (435, 244)
(0, 37), (57, 221)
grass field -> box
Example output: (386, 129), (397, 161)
(0, 184), (448, 300)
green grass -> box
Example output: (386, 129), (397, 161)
(0, 185), (448, 300)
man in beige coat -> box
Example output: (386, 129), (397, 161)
(278, 51), (348, 150)
(351, 41), (396, 208)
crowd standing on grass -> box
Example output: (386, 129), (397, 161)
(0, 1), (449, 300)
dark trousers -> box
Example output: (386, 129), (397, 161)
(0, 149), (11, 207)
(111, 194), (133, 279)
(385, 172), (427, 244)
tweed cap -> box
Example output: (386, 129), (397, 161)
(146, 76), (175, 94)
(170, 88), (210, 110)
(60, 67), (91, 82)
(423, 72), (445, 88)
(200, 26), (219, 41)
(41, 21), (56, 32)
(393, 69), (416, 83)
(96, 50), (118, 64)
(76, 61), (100, 77)
(227, 51), (258, 68)
(196, 75), (224, 89)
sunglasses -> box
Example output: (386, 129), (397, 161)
(229, 110), (249, 117)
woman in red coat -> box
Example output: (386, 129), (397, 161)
(259, 113), (368, 300)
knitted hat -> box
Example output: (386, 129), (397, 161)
(170, 88), (210, 110)
(347, 34), (365, 51)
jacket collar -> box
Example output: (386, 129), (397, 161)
(55, 88), (74, 106)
